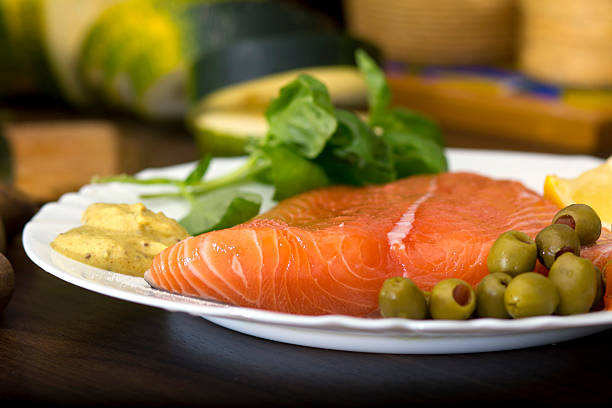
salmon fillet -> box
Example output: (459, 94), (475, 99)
(145, 172), (612, 316)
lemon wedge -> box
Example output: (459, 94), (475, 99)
(544, 157), (612, 229)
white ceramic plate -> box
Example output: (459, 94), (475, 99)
(23, 148), (612, 354)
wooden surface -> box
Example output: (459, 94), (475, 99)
(0, 106), (198, 203)
(2, 236), (612, 406)
(3, 99), (612, 406)
(389, 75), (612, 158)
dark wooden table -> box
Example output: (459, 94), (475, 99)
(1, 234), (612, 407)
(2, 100), (612, 406)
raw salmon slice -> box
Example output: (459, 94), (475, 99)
(145, 172), (612, 316)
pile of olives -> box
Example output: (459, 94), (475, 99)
(378, 203), (606, 320)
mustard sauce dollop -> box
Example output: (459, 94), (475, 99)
(51, 203), (189, 276)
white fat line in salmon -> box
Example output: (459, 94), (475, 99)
(387, 177), (438, 251)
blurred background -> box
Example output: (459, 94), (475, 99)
(1, 0), (612, 207)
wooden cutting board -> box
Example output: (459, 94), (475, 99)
(388, 74), (612, 157)
(2, 117), (198, 203)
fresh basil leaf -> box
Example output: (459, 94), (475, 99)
(184, 154), (212, 185)
(382, 127), (448, 176)
(374, 108), (444, 146)
(265, 74), (337, 159)
(355, 48), (391, 123)
(101, 51), (449, 208)
(356, 49), (448, 177)
(257, 145), (329, 201)
(317, 109), (396, 185)
(179, 188), (262, 235)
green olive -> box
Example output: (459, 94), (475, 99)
(548, 252), (598, 315)
(504, 272), (559, 318)
(378, 276), (428, 319)
(535, 224), (581, 269)
(476, 272), (512, 318)
(553, 204), (601, 246)
(487, 231), (537, 277)
(429, 278), (476, 320)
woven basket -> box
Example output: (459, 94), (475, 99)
(343, 0), (518, 65)
(519, 0), (612, 87)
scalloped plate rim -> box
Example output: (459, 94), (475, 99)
(22, 148), (612, 353)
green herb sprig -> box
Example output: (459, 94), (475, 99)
(95, 50), (448, 235)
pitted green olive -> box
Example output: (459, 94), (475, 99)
(429, 278), (476, 320)
(378, 276), (428, 319)
(548, 252), (598, 315)
(535, 224), (581, 269)
(487, 231), (537, 277)
(476, 272), (512, 318)
(553, 204), (601, 246)
(504, 272), (559, 318)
